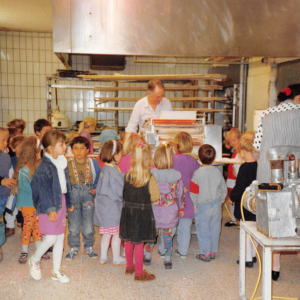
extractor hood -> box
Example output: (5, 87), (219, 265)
(53, 0), (300, 57)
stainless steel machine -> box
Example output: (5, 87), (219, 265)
(243, 146), (300, 238)
(143, 111), (222, 158)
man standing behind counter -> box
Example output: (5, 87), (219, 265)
(125, 79), (173, 133)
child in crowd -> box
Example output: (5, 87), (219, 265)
(5, 136), (25, 237)
(172, 132), (200, 258)
(0, 127), (16, 262)
(7, 128), (21, 157)
(33, 119), (52, 148)
(230, 138), (257, 268)
(120, 142), (160, 282)
(144, 143), (184, 269)
(7, 119), (26, 135)
(224, 128), (241, 227)
(118, 132), (145, 174)
(13, 138), (49, 264)
(94, 140), (126, 266)
(65, 136), (100, 260)
(190, 144), (227, 261)
(30, 130), (74, 283)
(65, 131), (80, 157)
(78, 117), (97, 155)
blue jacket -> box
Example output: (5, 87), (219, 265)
(17, 166), (33, 208)
(31, 155), (73, 215)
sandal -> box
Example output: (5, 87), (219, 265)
(19, 252), (28, 264)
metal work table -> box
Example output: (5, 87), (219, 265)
(239, 221), (300, 300)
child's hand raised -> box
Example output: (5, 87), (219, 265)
(49, 211), (58, 222)
(68, 205), (75, 212)
(1, 178), (16, 189)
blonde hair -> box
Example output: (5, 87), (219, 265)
(241, 131), (255, 141)
(237, 138), (256, 154)
(126, 142), (152, 188)
(66, 131), (80, 146)
(0, 127), (9, 135)
(78, 117), (97, 134)
(154, 143), (174, 169)
(123, 132), (146, 156)
(12, 138), (38, 195)
(173, 132), (193, 153)
(224, 128), (242, 148)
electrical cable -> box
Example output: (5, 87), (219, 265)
(224, 201), (240, 228)
(240, 191), (298, 300)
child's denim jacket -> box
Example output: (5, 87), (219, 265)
(31, 155), (73, 215)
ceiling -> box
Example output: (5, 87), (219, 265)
(0, 0), (53, 32)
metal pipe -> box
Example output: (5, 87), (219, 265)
(134, 56), (249, 65)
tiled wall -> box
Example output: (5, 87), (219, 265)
(1, 30), (210, 135)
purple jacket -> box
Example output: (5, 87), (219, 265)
(151, 169), (184, 228)
(173, 153), (200, 219)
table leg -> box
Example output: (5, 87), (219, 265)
(262, 247), (272, 300)
(239, 225), (247, 300)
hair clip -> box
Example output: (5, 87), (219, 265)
(281, 87), (291, 96)
(230, 128), (235, 131)
(164, 142), (169, 147)
(132, 132), (137, 136)
(112, 140), (117, 155)
(137, 142), (144, 148)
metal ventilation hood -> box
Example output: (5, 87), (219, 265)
(53, 0), (300, 57)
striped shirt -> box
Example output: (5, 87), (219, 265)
(254, 100), (300, 183)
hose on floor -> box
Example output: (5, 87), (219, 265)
(240, 191), (298, 300)
(223, 201), (240, 228)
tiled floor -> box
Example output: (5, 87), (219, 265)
(1, 209), (300, 300)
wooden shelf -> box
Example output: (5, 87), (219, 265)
(94, 97), (228, 102)
(90, 107), (229, 113)
(79, 74), (226, 81)
(93, 85), (223, 91)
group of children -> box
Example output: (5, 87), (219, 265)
(0, 115), (258, 284)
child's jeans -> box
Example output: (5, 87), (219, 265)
(0, 196), (8, 248)
(146, 227), (176, 256)
(177, 218), (193, 255)
(67, 183), (95, 251)
(20, 207), (42, 245)
(194, 199), (222, 255)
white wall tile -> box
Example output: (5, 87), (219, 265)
(25, 37), (32, 49)
(26, 49), (33, 61)
(33, 50), (39, 62)
(45, 38), (52, 50)
(1, 61), (7, 73)
(33, 63), (40, 74)
(39, 50), (46, 62)
(33, 37), (39, 50)
(20, 49), (26, 61)
(28, 86), (34, 98)
(14, 74), (20, 86)
(7, 49), (13, 61)
(27, 74), (34, 86)
(15, 86), (21, 98)
(7, 36), (13, 48)
(0, 36), (7, 48)
(27, 62), (33, 74)
(13, 49), (20, 61)
(8, 74), (14, 85)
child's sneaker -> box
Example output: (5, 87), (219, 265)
(196, 253), (210, 262)
(29, 255), (42, 280)
(85, 247), (98, 259)
(158, 250), (165, 258)
(52, 269), (70, 284)
(65, 248), (78, 260)
(209, 252), (216, 259)
(19, 252), (28, 264)
(113, 256), (127, 266)
(175, 249), (186, 259)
